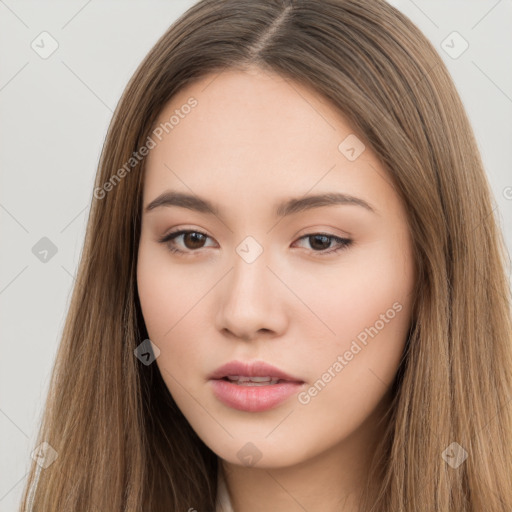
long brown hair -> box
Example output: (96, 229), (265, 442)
(19, 0), (512, 510)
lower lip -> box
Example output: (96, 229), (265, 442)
(209, 379), (304, 412)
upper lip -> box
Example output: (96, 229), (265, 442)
(209, 360), (304, 383)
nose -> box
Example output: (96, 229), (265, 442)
(215, 251), (288, 342)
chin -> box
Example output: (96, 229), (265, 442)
(203, 432), (314, 470)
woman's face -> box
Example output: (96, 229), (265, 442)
(137, 66), (415, 470)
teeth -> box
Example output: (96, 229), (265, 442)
(227, 376), (271, 382)
(226, 375), (281, 385)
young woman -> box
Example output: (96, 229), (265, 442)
(20, 0), (512, 510)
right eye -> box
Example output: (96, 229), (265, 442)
(158, 229), (217, 255)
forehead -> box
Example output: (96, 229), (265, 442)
(142, 67), (396, 217)
(152, 67), (349, 156)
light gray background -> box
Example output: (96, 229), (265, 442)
(1, 1), (511, 510)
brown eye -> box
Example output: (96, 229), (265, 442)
(181, 232), (207, 250)
(308, 234), (332, 251)
(294, 233), (352, 255)
(158, 230), (213, 254)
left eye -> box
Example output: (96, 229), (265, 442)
(294, 233), (352, 254)
(158, 230), (352, 256)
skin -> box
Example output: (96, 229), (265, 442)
(137, 66), (416, 511)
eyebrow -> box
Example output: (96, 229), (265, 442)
(144, 190), (377, 217)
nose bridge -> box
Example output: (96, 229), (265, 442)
(228, 239), (271, 308)
(235, 233), (265, 265)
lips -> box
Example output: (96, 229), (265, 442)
(208, 360), (305, 412)
(208, 360), (304, 383)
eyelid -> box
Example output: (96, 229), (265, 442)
(157, 228), (216, 249)
(293, 225), (352, 240)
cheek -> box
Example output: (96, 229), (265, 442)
(137, 254), (177, 342)
(136, 240), (213, 388)
(137, 238), (202, 341)
(288, 235), (413, 345)
(289, 236), (413, 406)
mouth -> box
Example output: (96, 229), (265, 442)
(208, 360), (305, 412)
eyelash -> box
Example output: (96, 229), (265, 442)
(158, 229), (353, 257)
